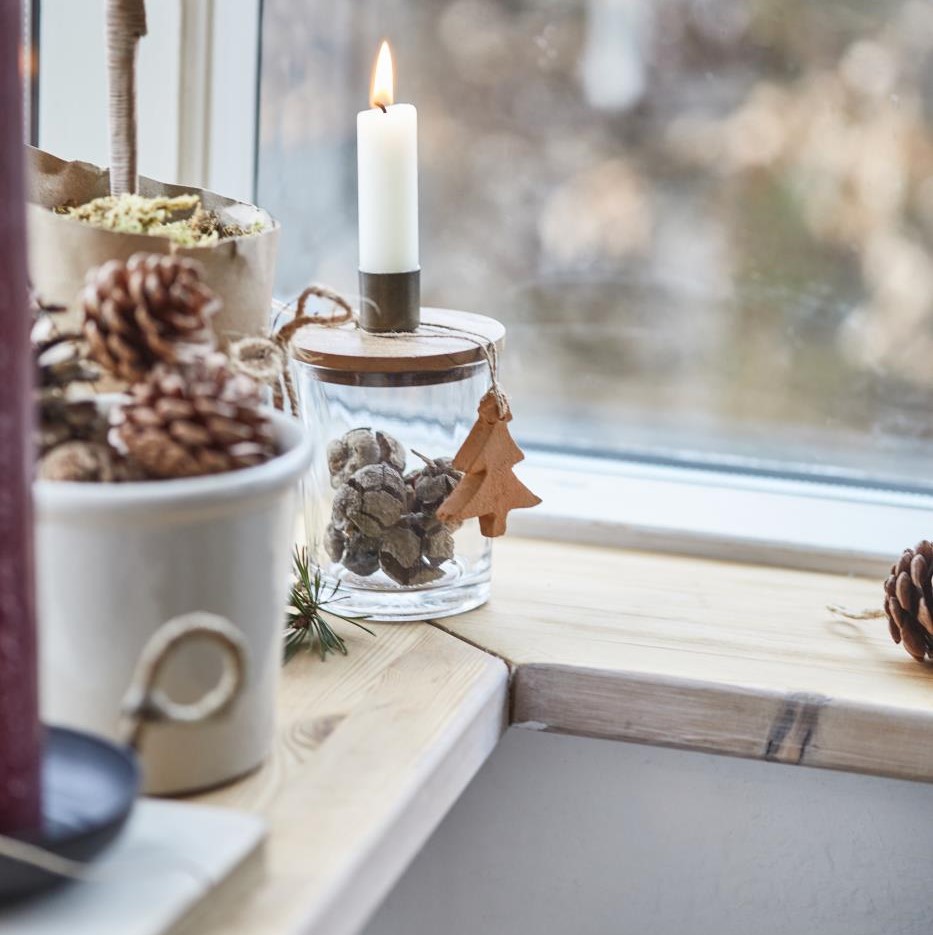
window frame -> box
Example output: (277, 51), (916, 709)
(34, 0), (933, 576)
(516, 450), (930, 576)
(35, 0), (260, 200)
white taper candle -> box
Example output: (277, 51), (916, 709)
(357, 42), (419, 275)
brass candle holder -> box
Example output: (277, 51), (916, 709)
(358, 269), (421, 333)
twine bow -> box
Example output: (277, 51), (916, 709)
(228, 285), (353, 414)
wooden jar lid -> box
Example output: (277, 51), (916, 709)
(292, 307), (505, 375)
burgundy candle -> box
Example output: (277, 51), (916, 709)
(0, 0), (42, 833)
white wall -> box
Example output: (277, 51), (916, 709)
(365, 728), (933, 935)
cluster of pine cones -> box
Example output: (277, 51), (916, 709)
(35, 253), (275, 482)
(325, 428), (462, 586)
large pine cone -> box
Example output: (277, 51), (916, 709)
(82, 253), (220, 382)
(883, 542), (933, 662)
(110, 355), (276, 479)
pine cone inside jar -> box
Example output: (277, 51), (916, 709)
(324, 523), (381, 577)
(883, 541), (933, 662)
(405, 451), (463, 520)
(327, 428), (406, 489)
(111, 355), (277, 479)
(82, 253), (220, 382)
(331, 463), (408, 538)
(379, 517), (449, 587)
(418, 515), (456, 567)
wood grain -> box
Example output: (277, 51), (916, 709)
(168, 537), (933, 935)
(171, 623), (507, 935)
(442, 538), (933, 782)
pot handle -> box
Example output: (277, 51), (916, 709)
(118, 612), (248, 751)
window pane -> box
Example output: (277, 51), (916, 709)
(257, 0), (933, 491)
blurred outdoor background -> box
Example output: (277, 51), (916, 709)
(257, 0), (933, 489)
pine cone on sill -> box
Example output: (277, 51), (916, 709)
(110, 355), (277, 479)
(883, 541), (933, 662)
(81, 253), (220, 383)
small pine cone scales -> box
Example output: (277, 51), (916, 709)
(82, 253), (220, 382)
(31, 290), (109, 463)
(111, 356), (277, 479)
(33, 323), (105, 455)
(884, 542), (933, 662)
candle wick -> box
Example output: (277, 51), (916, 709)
(376, 102), (387, 113)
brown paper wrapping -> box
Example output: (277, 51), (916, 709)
(26, 146), (280, 339)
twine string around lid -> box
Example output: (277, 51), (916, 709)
(230, 285), (510, 418)
(406, 318), (509, 418)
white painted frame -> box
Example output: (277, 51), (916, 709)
(36, 0), (933, 574)
(37, 0), (260, 201)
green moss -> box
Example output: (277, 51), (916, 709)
(56, 193), (263, 247)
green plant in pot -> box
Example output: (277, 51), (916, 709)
(26, 0), (278, 343)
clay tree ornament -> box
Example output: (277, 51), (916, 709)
(437, 390), (541, 537)
(25, 0), (279, 341)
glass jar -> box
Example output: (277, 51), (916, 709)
(293, 309), (504, 621)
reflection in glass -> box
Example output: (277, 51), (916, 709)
(259, 0), (933, 490)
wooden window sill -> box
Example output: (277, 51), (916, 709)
(176, 538), (924, 935)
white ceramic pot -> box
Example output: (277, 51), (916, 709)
(34, 408), (312, 795)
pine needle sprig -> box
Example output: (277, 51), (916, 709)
(284, 547), (374, 662)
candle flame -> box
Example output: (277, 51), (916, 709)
(370, 40), (395, 109)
